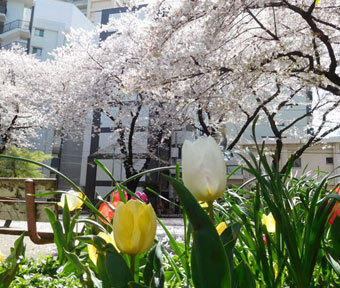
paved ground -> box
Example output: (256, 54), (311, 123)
(0, 218), (184, 259)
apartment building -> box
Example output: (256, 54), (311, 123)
(31, 0), (93, 60)
(0, 0), (94, 181)
(63, 0), (88, 15)
(0, 0), (93, 57)
(0, 0), (31, 50)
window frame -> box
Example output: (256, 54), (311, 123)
(292, 158), (302, 168)
(34, 28), (44, 37)
(32, 47), (43, 56)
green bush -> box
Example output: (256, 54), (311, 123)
(8, 255), (82, 288)
(0, 145), (52, 178)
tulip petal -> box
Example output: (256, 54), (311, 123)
(182, 136), (226, 202)
(58, 190), (84, 211)
(113, 200), (156, 255)
(216, 222), (228, 236)
(262, 213), (276, 233)
(114, 202), (136, 254)
(137, 204), (157, 254)
(88, 243), (98, 265)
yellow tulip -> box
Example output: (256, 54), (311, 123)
(58, 190), (85, 211)
(113, 200), (156, 255)
(182, 136), (226, 202)
(216, 222), (227, 235)
(88, 232), (118, 265)
(0, 252), (3, 263)
(262, 212), (276, 233)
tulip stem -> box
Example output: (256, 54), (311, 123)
(130, 254), (135, 277)
(208, 201), (214, 223)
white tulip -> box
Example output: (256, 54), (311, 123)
(182, 136), (227, 202)
(58, 189), (84, 211)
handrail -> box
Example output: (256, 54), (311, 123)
(0, 5), (6, 14)
(2, 19), (29, 33)
(0, 41), (27, 50)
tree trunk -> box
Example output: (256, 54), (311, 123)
(125, 176), (142, 194)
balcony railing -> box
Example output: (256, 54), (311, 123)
(0, 41), (27, 50)
(2, 19), (29, 33)
(227, 165), (243, 176)
(0, 5), (6, 14)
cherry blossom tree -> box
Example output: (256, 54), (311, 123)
(0, 48), (51, 153)
(101, 0), (340, 170)
(33, 0), (340, 192)
(37, 28), (189, 193)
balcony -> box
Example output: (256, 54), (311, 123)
(0, 19), (30, 41)
(0, 40), (27, 50)
(14, 0), (33, 8)
(0, 5), (6, 23)
(3, 19), (29, 33)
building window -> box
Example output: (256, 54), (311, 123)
(307, 90), (313, 101)
(307, 128), (314, 135)
(292, 158), (301, 168)
(326, 157), (334, 164)
(306, 104), (312, 114)
(34, 28), (44, 37)
(32, 47), (42, 56)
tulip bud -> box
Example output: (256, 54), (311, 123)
(113, 200), (156, 255)
(262, 212), (276, 233)
(262, 234), (267, 246)
(131, 191), (149, 203)
(182, 136), (227, 202)
(58, 189), (84, 211)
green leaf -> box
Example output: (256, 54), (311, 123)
(105, 243), (133, 288)
(0, 233), (25, 288)
(325, 249), (340, 277)
(128, 283), (149, 288)
(62, 196), (71, 244)
(77, 235), (107, 252)
(45, 208), (66, 263)
(234, 262), (256, 288)
(157, 218), (189, 277)
(77, 218), (107, 234)
(220, 222), (242, 284)
(67, 210), (82, 244)
(164, 175), (231, 288)
(144, 243), (164, 288)
(94, 158), (117, 185)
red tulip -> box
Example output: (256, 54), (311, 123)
(99, 190), (128, 224)
(329, 186), (340, 225)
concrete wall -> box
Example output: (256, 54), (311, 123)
(242, 139), (340, 186)
(6, 1), (25, 22)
